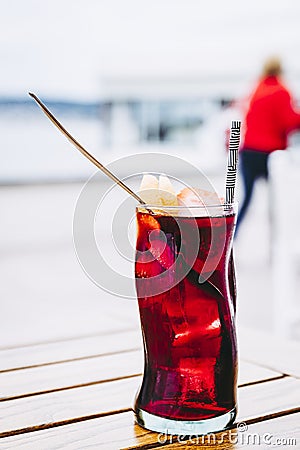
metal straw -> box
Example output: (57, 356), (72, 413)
(225, 120), (241, 205)
(28, 93), (147, 206)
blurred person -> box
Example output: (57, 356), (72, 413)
(236, 57), (300, 235)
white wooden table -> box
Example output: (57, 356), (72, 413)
(0, 326), (299, 449)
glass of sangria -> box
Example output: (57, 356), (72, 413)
(134, 186), (237, 435)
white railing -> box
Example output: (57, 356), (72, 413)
(269, 148), (300, 338)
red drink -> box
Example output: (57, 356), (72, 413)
(134, 204), (237, 435)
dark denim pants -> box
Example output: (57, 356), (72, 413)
(236, 149), (270, 234)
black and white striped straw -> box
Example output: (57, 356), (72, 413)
(225, 120), (241, 206)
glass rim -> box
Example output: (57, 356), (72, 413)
(137, 202), (238, 210)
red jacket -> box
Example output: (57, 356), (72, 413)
(242, 76), (300, 153)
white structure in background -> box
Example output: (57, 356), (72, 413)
(0, 74), (249, 183)
(269, 148), (300, 339)
(98, 75), (242, 171)
(110, 103), (139, 147)
(98, 75), (251, 101)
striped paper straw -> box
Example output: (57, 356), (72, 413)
(225, 120), (241, 206)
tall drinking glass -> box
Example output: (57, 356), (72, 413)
(134, 203), (237, 435)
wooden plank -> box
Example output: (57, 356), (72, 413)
(0, 330), (142, 372)
(0, 412), (146, 450)
(238, 361), (282, 386)
(2, 324), (292, 376)
(239, 326), (300, 378)
(1, 380), (300, 449)
(0, 377), (139, 437)
(1, 325), (291, 382)
(0, 375), (300, 443)
(0, 362), (277, 431)
(0, 349), (281, 401)
(238, 376), (300, 422)
(0, 350), (143, 400)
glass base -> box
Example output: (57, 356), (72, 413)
(135, 406), (237, 435)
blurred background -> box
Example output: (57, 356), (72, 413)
(1, 0), (300, 348)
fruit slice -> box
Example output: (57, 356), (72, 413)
(139, 173), (158, 190)
(177, 187), (204, 206)
(139, 174), (162, 205)
(148, 229), (175, 270)
(139, 174), (178, 207)
(177, 187), (222, 207)
(137, 213), (160, 232)
(135, 250), (163, 278)
(158, 175), (178, 206)
(199, 188), (224, 205)
(136, 212), (161, 251)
